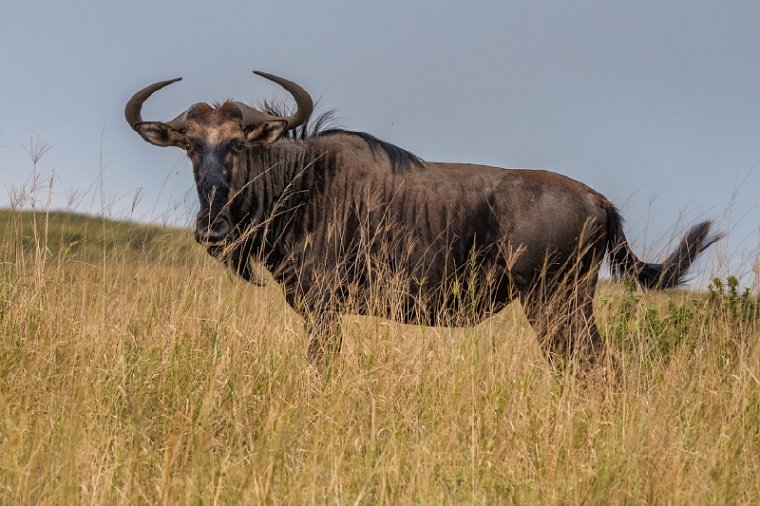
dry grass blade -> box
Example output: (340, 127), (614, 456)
(0, 203), (758, 503)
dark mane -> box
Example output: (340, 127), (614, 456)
(318, 129), (424, 173)
(260, 100), (424, 174)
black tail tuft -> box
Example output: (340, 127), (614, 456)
(606, 205), (723, 289)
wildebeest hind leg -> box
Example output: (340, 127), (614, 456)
(520, 268), (610, 374)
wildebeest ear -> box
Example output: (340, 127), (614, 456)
(134, 122), (187, 148)
(245, 120), (287, 145)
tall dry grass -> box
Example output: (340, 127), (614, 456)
(0, 200), (758, 504)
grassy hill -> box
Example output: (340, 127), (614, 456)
(0, 209), (195, 264)
(0, 209), (758, 504)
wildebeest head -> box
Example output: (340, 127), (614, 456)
(125, 71), (314, 244)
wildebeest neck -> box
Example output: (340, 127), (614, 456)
(219, 141), (336, 267)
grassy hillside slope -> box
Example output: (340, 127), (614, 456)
(0, 209), (758, 504)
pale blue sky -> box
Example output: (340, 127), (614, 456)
(1, 1), (758, 284)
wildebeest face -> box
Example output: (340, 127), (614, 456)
(125, 71), (313, 244)
(136, 102), (287, 244)
(184, 103), (243, 244)
(181, 103), (286, 244)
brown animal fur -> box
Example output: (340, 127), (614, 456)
(127, 90), (722, 375)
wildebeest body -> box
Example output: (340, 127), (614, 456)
(241, 135), (606, 323)
(126, 71), (721, 371)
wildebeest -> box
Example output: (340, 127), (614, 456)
(125, 70), (721, 371)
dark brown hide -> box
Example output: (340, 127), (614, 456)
(126, 73), (722, 372)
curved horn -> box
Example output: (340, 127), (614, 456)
(236, 71), (314, 131)
(254, 71), (314, 129)
(124, 77), (187, 131)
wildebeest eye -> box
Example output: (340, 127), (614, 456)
(230, 140), (245, 153)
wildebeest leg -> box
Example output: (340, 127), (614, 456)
(565, 271), (610, 371)
(519, 265), (609, 373)
(305, 311), (343, 366)
(520, 285), (572, 371)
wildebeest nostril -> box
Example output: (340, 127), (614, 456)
(195, 216), (231, 244)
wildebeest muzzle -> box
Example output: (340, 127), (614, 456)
(194, 211), (231, 244)
(194, 177), (232, 245)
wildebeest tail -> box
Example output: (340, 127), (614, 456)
(605, 205), (723, 289)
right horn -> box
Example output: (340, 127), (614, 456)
(236, 71), (314, 131)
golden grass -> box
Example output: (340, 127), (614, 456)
(0, 209), (758, 504)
